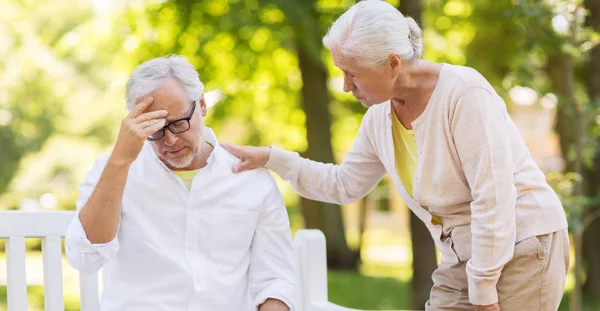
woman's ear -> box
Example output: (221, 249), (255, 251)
(388, 54), (403, 77)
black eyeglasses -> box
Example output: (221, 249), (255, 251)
(147, 101), (197, 141)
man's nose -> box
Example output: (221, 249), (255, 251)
(163, 130), (178, 146)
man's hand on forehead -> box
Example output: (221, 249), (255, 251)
(111, 96), (168, 164)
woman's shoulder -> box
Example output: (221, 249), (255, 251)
(440, 64), (495, 95)
(427, 64), (505, 121)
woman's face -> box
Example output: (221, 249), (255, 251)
(332, 51), (399, 108)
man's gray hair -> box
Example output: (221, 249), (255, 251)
(322, 0), (423, 68)
(124, 55), (205, 110)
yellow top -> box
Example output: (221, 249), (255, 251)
(391, 111), (441, 226)
(174, 169), (199, 191)
(173, 140), (214, 191)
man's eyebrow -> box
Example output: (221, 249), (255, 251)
(165, 114), (183, 123)
(165, 115), (178, 122)
(165, 104), (193, 122)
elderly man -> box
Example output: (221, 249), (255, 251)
(65, 55), (295, 311)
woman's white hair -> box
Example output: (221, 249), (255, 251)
(322, 0), (423, 67)
(124, 55), (204, 110)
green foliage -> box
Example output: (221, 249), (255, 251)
(1, 0), (600, 308)
(5, 0), (545, 211)
(546, 171), (595, 233)
(328, 270), (411, 309)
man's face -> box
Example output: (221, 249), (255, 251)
(143, 76), (207, 169)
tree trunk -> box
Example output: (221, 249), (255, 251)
(293, 0), (357, 269)
(582, 0), (600, 298)
(357, 196), (370, 259)
(398, 0), (438, 308)
(547, 49), (584, 311)
(409, 212), (437, 309)
(548, 54), (579, 174)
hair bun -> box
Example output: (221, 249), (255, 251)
(405, 17), (423, 59)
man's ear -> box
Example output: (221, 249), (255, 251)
(199, 97), (208, 116)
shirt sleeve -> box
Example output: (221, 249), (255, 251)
(250, 173), (296, 310)
(65, 155), (120, 273)
(450, 87), (517, 305)
(265, 109), (387, 205)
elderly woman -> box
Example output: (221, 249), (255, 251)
(222, 0), (569, 310)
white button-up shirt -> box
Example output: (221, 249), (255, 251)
(65, 128), (296, 311)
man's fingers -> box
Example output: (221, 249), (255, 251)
(139, 118), (165, 130)
(129, 96), (154, 119)
(134, 109), (168, 123)
(141, 119), (166, 136)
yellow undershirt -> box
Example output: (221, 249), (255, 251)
(173, 140), (214, 191)
(391, 110), (441, 226)
(174, 169), (198, 191)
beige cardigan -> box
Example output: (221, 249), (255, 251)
(265, 64), (568, 305)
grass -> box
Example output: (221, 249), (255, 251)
(0, 286), (82, 311)
(328, 270), (598, 310)
(558, 294), (600, 311)
(0, 253), (86, 311)
(1, 279), (598, 311)
(0, 227), (596, 310)
(0, 271), (411, 311)
(328, 270), (411, 310)
(0, 285), (81, 311)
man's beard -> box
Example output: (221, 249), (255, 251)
(163, 146), (199, 169)
(161, 134), (204, 169)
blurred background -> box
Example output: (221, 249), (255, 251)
(0, 0), (599, 310)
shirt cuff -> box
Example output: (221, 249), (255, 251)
(466, 263), (499, 305)
(66, 214), (119, 259)
(254, 282), (296, 311)
(264, 146), (299, 180)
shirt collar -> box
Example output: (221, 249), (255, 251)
(203, 127), (219, 166)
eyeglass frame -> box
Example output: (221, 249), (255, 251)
(146, 100), (198, 141)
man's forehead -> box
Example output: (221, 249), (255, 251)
(145, 77), (189, 108)
(145, 99), (190, 118)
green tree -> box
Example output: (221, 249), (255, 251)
(262, 0), (358, 268)
(0, 0), (100, 210)
(582, 0), (600, 300)
(508, 0), (600, 309)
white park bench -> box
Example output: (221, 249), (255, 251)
(0, 210), (408, 311)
